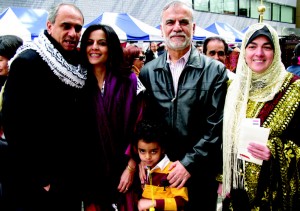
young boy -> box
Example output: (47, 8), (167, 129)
(132, 119), (188, 211)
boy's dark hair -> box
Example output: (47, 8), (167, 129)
(131, 119), (168, 161)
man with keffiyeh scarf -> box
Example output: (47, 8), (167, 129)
(1, 3), (87, 211)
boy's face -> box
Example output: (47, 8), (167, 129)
(137, 140), (164, 169)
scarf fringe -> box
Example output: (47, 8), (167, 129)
(10, 33), (87, 88)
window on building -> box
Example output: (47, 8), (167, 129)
(192, 0), (295, 24)
(224, 0), (237, 15)
(250, 1), (271, 21)
(272, 4), (280, 21)
(194, 0), (209, 11)
(239, 0), (249, 17)
(210, 0), (223, 13)
(281, 6), (294, 23)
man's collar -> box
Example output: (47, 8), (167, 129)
(166, 46), (191, 64)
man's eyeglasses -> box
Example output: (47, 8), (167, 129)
(208, 50), (225, 57)
(135, 56), (146, 61)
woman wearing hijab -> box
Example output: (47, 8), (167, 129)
(222, 23), (300, 210)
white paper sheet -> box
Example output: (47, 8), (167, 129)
(237, 118), (270, 165)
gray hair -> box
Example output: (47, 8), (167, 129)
(47, 3), (84, 24)
(160, 0), (194, 22)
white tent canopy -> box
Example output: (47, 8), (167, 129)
(84, 12), (163, 41)
(0, 7), (48, 40)
(0, 8), (31, 42)
(194, 26), (218, 41)
(205, 22), (244, 43)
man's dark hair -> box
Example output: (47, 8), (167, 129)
(203, 36), (228, 55)
(0, 35), (23, 59)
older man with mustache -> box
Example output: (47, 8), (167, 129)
(138, 1), (229, 210)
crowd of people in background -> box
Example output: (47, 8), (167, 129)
(0, 1), (299, 211)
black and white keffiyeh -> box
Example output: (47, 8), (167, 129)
(10, 33), (87, 88)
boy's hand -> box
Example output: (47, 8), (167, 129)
(138, 162), (147, 185)
(138, 198), (156, 211)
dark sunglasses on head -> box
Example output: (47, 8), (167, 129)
(208, 50), (225, 57)
(135, 56), (146, 61)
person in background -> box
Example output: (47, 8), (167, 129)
(139, 1), (228, 210)
(79, 24), (145, 211)
(222, 22), (300, 210)
(157, 42), (166, 56)
(287, 43), (300, 76)
(0, 35), (23, 90)
(0, 34), (23, 211)
(203, 36), (228, 64)
(195, 43), (203, 53)
(203, 36), (235, 80)
(131, 119), (188, 211)
(2, 3), (86, 211)
(123, 45), (145, 76)
(144, 41), (158, 64)
(225, 43), (240, 73)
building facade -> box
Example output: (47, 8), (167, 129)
(0, 0), (297, 36)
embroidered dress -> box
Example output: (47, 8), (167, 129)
(222, 23), (300, 210)
(243, 73), (300, 210)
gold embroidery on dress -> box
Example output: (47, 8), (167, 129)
(244, 74), (300, 209)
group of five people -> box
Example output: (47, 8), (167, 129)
(0, 1), (299, 211)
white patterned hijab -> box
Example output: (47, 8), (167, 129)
(222, 23), (288, 196)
